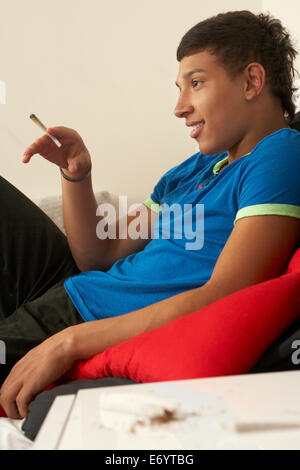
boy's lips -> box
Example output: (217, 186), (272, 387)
(189, 121), (205, 138)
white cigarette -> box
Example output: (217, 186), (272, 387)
(30, 114), (62, 147)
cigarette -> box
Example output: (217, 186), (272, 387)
(30, 114), (62, 147)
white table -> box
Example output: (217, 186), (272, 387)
(33, 370), (300, 450)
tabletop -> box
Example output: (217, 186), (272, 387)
(33, 370), (300, 450)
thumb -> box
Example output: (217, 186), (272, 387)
(67, 159), (79, 173)
(67, 157), (90, 174)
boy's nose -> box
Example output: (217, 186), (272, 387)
(174, 98), (193, 118)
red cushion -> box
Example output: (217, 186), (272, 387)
(285, 246), (300, 274)
(66, 271), (300, 384)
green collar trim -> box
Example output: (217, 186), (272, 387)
(213, 156), (229, 174)
(213, 152), (251, 174)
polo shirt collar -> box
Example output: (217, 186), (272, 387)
(212, 151), (251, 174)
(213, 155), (229, 174)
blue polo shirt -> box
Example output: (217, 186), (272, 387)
(64, 128), (300, 322)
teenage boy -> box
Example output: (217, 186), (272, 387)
(1, 10), (300, 419)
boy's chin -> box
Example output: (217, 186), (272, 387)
(198, 141), (227, 156)
(198, 145), (221, 156)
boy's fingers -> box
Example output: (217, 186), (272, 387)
(22, 154), (30, 163)
(38, 134), (59, 151)
(22, 145), (36, 162)
(47, 126), (80, 145)
(0, 383), (22, 419)
(22, 134), (58, 162)
(15, 389), (32, 419)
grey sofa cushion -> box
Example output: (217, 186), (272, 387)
(35, 190), (120, 234)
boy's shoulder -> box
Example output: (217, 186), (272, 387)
(251, 127), (300, 159)
(235, 127), (300, 196)
(237, 127), (300, 175)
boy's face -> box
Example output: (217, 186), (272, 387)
(174, 50), (250, 157)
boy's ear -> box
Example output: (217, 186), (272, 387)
(243, 62), (266, 101)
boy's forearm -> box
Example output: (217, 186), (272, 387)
(67, 280), (227, 362)
(61, 174), (153, 272)
(61, 173), (112, 271)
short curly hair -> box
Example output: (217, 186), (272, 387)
(176, 10), (299, 124)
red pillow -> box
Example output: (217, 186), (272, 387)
(285, 245), (300, 274)
(66, 270), (300, 384)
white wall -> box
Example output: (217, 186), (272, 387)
(1, 0), (288, 203)
(262, 0), (300, 70)
(262, 0), (300, 108)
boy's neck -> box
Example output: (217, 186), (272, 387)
(227, 111), (290, 164)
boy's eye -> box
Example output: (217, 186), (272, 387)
(192, 80), (203, 87)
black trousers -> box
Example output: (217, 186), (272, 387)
(0, 175), (84, 384)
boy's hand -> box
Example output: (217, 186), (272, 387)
(0, 328), (76, 419)
(22, 126), (92, 178)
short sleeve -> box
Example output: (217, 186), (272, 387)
(148, 164), (180, 204)
(235, 135), (300, 225)
(144, 165), (179, 213)
(143, 168), (175, 213)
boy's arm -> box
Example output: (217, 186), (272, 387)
(23, 126), (158, 272)
(1, 213), (300, 419)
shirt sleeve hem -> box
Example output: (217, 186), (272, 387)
(234, 203), (300, 225)
(143, 196), (162, 213)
